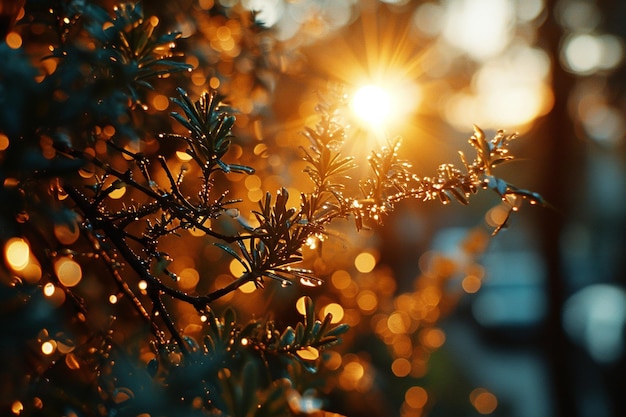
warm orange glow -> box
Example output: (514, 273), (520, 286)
(184, 324), (203, 335)
(238, 281), (256, 293)
(331, 269), (352, 289)
(324, 350), (342, 371)
(108, 185), (126, 199)
(387, 312), (410, 334)
(22, 263), (42, 284)
(354, 252), (376, 273)
(356, 290), (378, 313)
(189, 218), (211, 237)
(5, 238), (30, 271)
(303, 3), (428, 141)
(296, 296), (307, 315)
(152, 94), (170, 111)
(122, 143), (138, 160)
(6, 32), (22, 49)
(351, 84), (392, 126)
(470, 388), (498, 414)
(391, 358), (412, 377)
(247, 188), (264, 202)
(0, 133), (9, 151)
(391, 334), (413, 358)
(32, 397), (42, 409)
(176, 150), (193, 161)
(322, 303), (345, 323)
(198, 0), (214, 10)
(78, 166), (95, 179)
(339, 357), (371, 392)
(54, 222), (80, 245)
(11, 400), (23, 415)
(462, 274), (482, 293)
(244, 175), (262, 191)
(421, 285), (443, 306)
(305, 235), (319, 250)
(343, 361), (364, 380)
(178, 267), (200, 290)
(405, 386), (428, 409)
(65, 352), (80, 370)
(54, 258), (82, 287)
(296, 346), (319, 361)
(56, 337), (75, 354)
(103, 125), (116, 138)
(444, 46), (553, 131)
(43, 283), (55, 297)
(485, 204), (511, 228)
(229, 258), (247, 277)
(420, 327), (446, 349)
(41, 340), (56, 355)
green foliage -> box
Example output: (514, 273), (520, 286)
(50, 1), (192, 106)
(98, 297), (348, 416)
(300, 87), (543, 232)
(0, 1), (543, 416)
(165, 88), (255, 175)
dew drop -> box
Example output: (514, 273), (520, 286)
(299, 277), (321, 287)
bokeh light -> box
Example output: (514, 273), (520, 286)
(0, 133), (9, 151)
(296, 296), (307, 316)
(5, 238), (30, 271)
(3, 1), (624, 416)
(563, 284), (626, 364)
(11, 401), (23, 415)
(238, 281), (257, 293)
(331, 269), (352, 290)
(356, 290), (378, 313)
(229, 258), (247, 277)
(470, 388), (498, 414)
(41, 340), (56, 355)
(391, 357), (411, 377)
(405, 385), (428, 409)
(445, 45), (552, 130)
(442, 0), (515, 61)
(54, 258), (82, 287)
(178, 267), (200, 291)
(462, 274), (482, 293)
(297, 346), (319, 361)
(562, 33), (623, 75)
(5, 32), (22, 49)
(354, 252), (377, 273)
(322, 303), (344, 323)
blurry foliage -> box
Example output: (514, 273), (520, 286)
(0, 1), (542, 416)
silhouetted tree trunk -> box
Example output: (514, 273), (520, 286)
(535, 2), (583, 417)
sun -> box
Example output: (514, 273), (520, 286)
(351, 84), (393, 126)
(303, 6), (429, 136)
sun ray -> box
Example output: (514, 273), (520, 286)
(295, 3), (462, 170)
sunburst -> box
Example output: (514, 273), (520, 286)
(301, 4), (444, 162)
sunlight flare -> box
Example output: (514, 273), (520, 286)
(350, 81), (421, 132)
(351, 84), (392, 126)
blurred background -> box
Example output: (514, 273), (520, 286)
(3, 0), (625, 416)
(202, 1), (624, 416)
